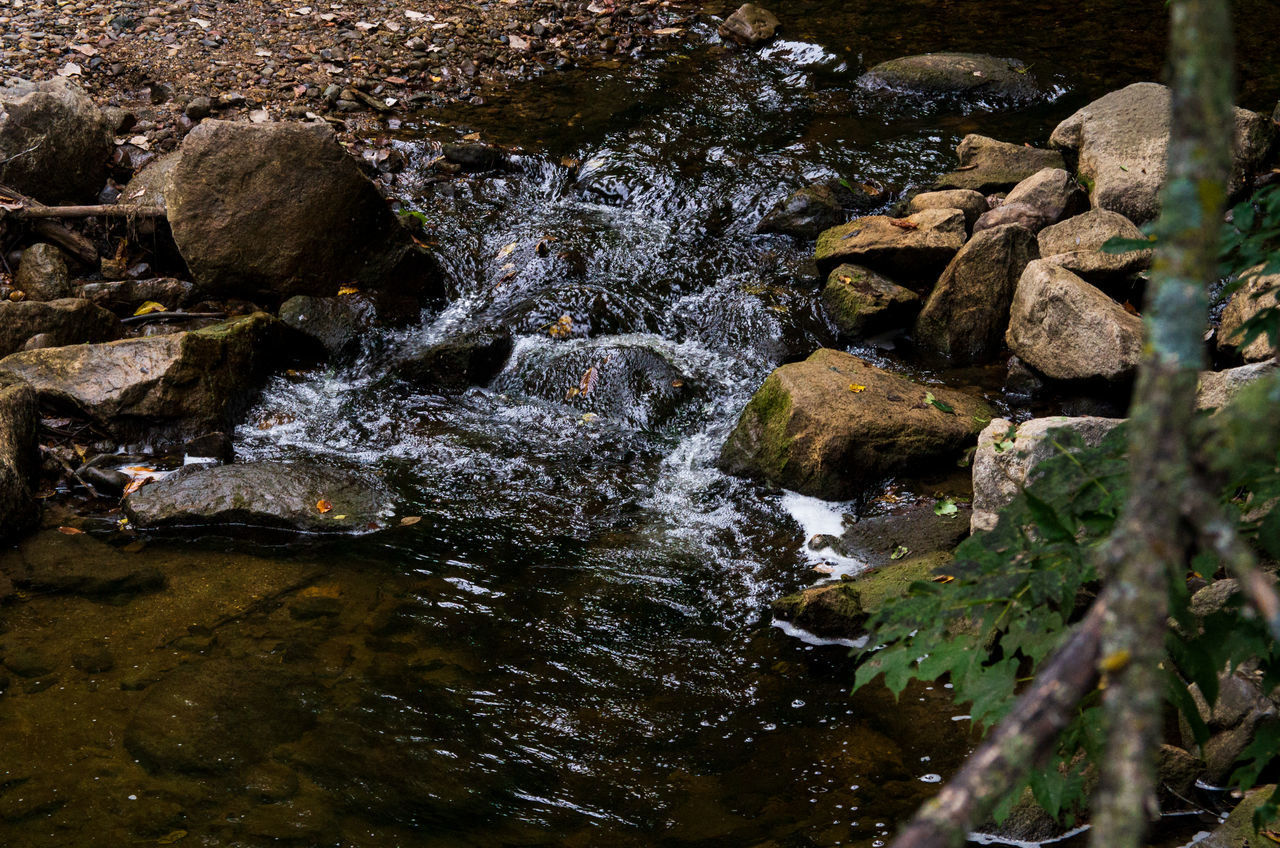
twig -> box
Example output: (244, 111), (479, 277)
(41, 445), (103, 498)
(9, 204), (166, 220)
(120, 311), (226, 326)
(0, 142), (41, 167)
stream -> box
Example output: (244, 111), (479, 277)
(3, 1), (1279, 846)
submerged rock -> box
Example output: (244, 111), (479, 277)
(718, 3), (780, 46)
(810, 500), (972, 569)
(859, 53), (1041, 102)
(756, 180), (853, 239)
(0, 78), (113, 203)
(1037, 208), (1153, 283)
(124, 461), (394, 535)
(1050, 82), (1274, 223)
(718, 349), (991, 499)
(821, 264), (919, 338)
(279, 294), (375, 357)
(1217, 268), (1280, 363)
(0, 299), (122, 358)
(934, 135), (1066, 194)
(442, 141), (508, 171)
(394, 329), (514, 393)
(1, 529), (165, 596)
(814, 207), (966, 281)
(0, 374), (39, 544)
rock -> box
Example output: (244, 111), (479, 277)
(1218, 268), (1279, 362)
(1156, 744), (1205, 799)
(1005, 260), (1143, 382)
(717, 3), (780, 46)
(184, 95), (212, 121)
(1198, 784), (1277, 848)
(1050, 83), (1274, 223)
(858, 53), (1040, 102)
(124, 461), (393, 535)
(1190, 578), (1244, 618)
(772, 553), (948, 641)
(125, 659), (320, 775)
(0, 373), (38, 544)
(13, 244), (71, 301)
(441, 141), (506, 170)
(970, 416), (1124, 533)
(934, 135), (1066, 194)
(0, 298), (122, 358)
(821, 264), (919, 338)
(165, 120), (438, 303)
(79, 278), (198, 313)
(493, 339), (700, 429)
(0, 313), (283, 445)
(971, 203), (1049, 234)
(718, 348), (992, 499)
(1037, 209), (1153, 283)
(394, 329), (514, 393)
(811, 501), (972, 569)
(1, 529), (165, 596)
(974, 168), (1087, 235)
(1197, 362), (1277, 410)
(915, 224), (1040, 364)
(906, 189), (988, 230)
(814, 207), (966, 281)
(119, 151), (178, 211)
(279, 294), (375, 357)
(0, 78), (113, 203)
(1184, 669), (1280, 785)
(756, 181), (852, 239)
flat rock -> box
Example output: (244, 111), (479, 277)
(0, 373), (39, 544)
(124, 461), (394, 535)
(0, 298), (122, 358)
(0, 78), (113, 203)
(814, 207), (966, 281)
(718, 3), (780, 46)
(1005, 260), (1143, 382)
(718, 348), (992, 499)
(934, 135), (1066, 194)
(906, 189), (988, 230)
(821, 264), (919, 338)
(756, 180), (852, 239)
(1217, 268), (1279, 362)
(1037, 209), (1153, 282)
(859, 53), (1041, 102)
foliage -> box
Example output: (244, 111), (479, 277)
(1218, 183), (1280, 354)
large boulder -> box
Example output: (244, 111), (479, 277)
(858, 53), (1041, 103)
(0, 78), (113, 203)
(914, 224), (1040, 364)
(0, 298), (122, 358)
(1217, 269), (1279, 362)
(0, 373), (39, 544)
(934, 135), (1066, 194)
(164, 120), (438, 303)
(1198, 784), (1278, 848)
(756, 180), (853, 239)
(814, 207), (966, 281)
(973, 168), (1087, 234)
(718, 348), (992, 499)
(1050, 82), (1274, 223)
(821, 264), (919, 338)
(1037, 208), (1153, 283)
(971, 416), (1124, 532)
(0, 313), (284, 445)
(906, 189), (988, 230)
(717, 3), (780, 46)
(124, 461), (393, 535)
(1006, 260), (1143, 382)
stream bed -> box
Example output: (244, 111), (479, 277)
(3, 1), (1279, 846)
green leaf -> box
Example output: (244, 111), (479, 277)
(924, 391), (955, 414)
(934, 498), (959, 518)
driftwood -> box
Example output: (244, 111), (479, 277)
(7, 203), (166, 220)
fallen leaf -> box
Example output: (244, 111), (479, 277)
(934, 498), (959, 518)
(316, 499), (333, 514)
(671, 379), (685, 388)
(652, 26), (683, 35)
(58, 526), (86, 535)
(931, 574), (955, 584)
(890, 545), (909, 560)
(888, 218), (919, 230)
(123, 476), (153, 496)
(508, 34), (529, 50)
(70, 43), (99, 56)
(400, 516), (422, 526)
(578, 365), (599, 396)
(133, 301), (167, 316)
(156, 831), (188, 845)
(1099, 649), (1131, 673)
(404, 9), (427, 19)
(337, 285), (361, 296)
(812, 563), (837, 574)
(496, 241), (518, 260)
(848, 383), (866, 393)
(548, 314), (573, 338)
(249, 109), (270, 123)
(332, 514), (347, 520)
(57, 62), (83, 77)
(189, 17), (211, 28)
(122, 540), (147, 553)
(924, 391), (955, 414)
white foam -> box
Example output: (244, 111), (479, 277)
(771, 617), (866, 649)
(779, 490), (868, 579)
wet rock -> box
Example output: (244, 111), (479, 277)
(244, 762), (301, 803)
(394, 329), (514, 393)
(1198, 784), (1277, 848)
(1197, 361), (1277, 410)
(0, 373), (38, 544)
(859, 53), (1040, 102)
(906, 189), (988, 230)
(279, 294), (374, 357)
(125, 659), (320, 775)
(0, 78), (113, 203)
(2, 646), (55, 678)
(124, 461), (393, 535)
(442, 141), (507, 170)
(772, 553), (949, 641)
(1037, 208), (1153, 283)
(719, 349), (992, 499)
(1005, 260), (1143, 383)
(812, 501), (972, 569)
(240, 792), (336, 840)
(165, 121), (439, 304)
(1217, 268), (1279, 362)
(756, 180), (852, 239)
(1050, 82), (1274, 223)
(914, 223), (1040, 364)
(971, 416), (1124, 533)
(821, 264), (920, 338)
(0, 299), (123, 358)
(814, 207), (966, 281)
(2, 529), (165, 596)
(13, 243), (71, 301)
(79, 278), (198, 313)
(934, 135), (1066, 194)
(0, 313), (283, 445)
(494, 339), (700, 429)
(717, 3), (780, 46)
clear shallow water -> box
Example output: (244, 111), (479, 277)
(4, 2), (1278, 845)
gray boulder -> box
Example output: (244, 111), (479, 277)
(1037, 208), (1153, 283)
(821, 264), (920, 338)
(814, 207), (966, 281)
(858, 53), (1040, 102)
(1006, 260), (1143, 382)
(14, 243), (71, 301)
(973, 168), (1086, 234)
(0, 78), (113, 203)
(756, 181), (852, 239)
(1050, 82), (1274, 223)
(395, 329), (514, 393)
(279, 294), (375, 357)
(124, 461), (393, 535)
(934, 135), (1066, 194)
(1217, 268), (1279, 362)
(915, 224), (1040, 364)
(971, 416), (1124, 532)
(0, 312), (283, 445)
(1197, 361), (1277, 410)
(0, 298), (122, 358)
(906, 189), (988, 230)
(0, 373), (39, 544)
(165, 120), (438, 303)
(719, 348), (991, 499)
(718, 3), (780, 46)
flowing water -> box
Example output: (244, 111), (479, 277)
(3, 1), (1279, 846)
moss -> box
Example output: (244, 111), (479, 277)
(720, 372), (795, 482)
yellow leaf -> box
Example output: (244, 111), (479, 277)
(931, 574), (955, 584)
(316, 499), (333, 514)
(1099, 649), (1131, 673)
(133, 301), (168, 316)
(337, 285), (360, 296)
(400, 516), (422, 526)
(548, 314), (573, 339)
(73, 442), (88, 460)
(332, 514), (347, 520)
(848, 383), (866, 393)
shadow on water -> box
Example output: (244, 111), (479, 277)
(3, 0), (1278, 845)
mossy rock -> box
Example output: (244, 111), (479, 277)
(821, 264), (920, 338)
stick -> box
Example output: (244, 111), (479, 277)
(42, 445), (103, 499)
(9, 204), (166, 220)
(120, 311), (226, 326)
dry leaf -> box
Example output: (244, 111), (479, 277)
(133, 301), (167, 316)
(316, 499), (333, 513)
(888, 219), (919, 231)
(337, 285), (360, 296)
(400, 516), (422, 526)
(548, 314), (573, 338)
(58, 526), (85, 535)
